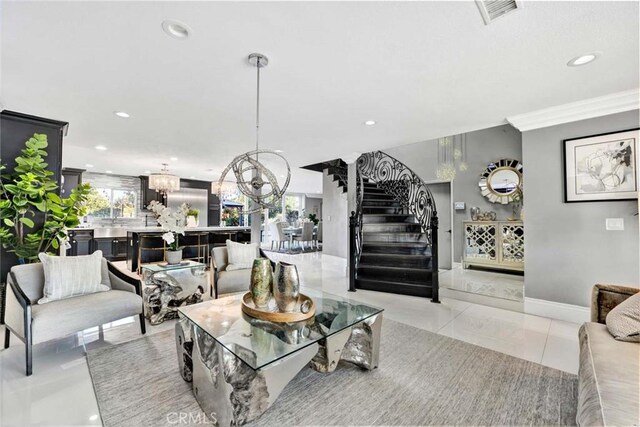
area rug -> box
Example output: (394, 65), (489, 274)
(87, 320), (577, 426)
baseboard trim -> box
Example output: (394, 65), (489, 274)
(524, 297), (589, 324)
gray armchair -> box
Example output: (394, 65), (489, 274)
(210, 246), (274, 298)
(3, 259), (145, 376)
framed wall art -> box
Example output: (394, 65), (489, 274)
(563, 128), (639, 202)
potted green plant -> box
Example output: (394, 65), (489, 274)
(307, 213), (319, 225)
(0, 133), (91, 263)
(186, 207), (200, 227)
(147, 200), (188, 264)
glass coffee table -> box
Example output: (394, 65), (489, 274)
(175, 290), (383, 426)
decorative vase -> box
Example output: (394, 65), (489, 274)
(165, 249), (183, 265)
(250, 258), (273, 308)
(186, 215), (198, 228)
(470, 207), (480, 221)
(273, 262), (300, 312)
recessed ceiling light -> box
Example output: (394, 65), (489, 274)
(364, 120), (376, 126)
(190, 176), (196, 179)
(95, 145), (107, 151)
(274, 149), (284, 153)
(144, 170), (151, 174)
(89, 415), (99, 422)
(170, 157), (178, 161)
(567, 52), (600, 67)
(106, 170), (113, 174)
(85, 164), (94, 168)
(162, 20), (191, 40)
(114, 111), (130, 118)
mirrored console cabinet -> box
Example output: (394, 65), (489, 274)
(463, 221), (524, 272)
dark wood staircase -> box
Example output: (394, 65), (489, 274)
(355, 181), (435, 298)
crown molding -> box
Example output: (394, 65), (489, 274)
(506, 89), (640, 132)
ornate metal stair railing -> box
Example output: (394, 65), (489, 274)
(349, 151), (439, 303)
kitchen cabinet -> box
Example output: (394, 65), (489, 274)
(93, 237), (128, 261)
(67, 230), (94, 256)
(61, 167), (85, 196)
(139, 176), (164, 210)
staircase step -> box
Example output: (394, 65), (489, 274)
(362, 214), (415, 224)
(358, 265), (431, 283)
(362, 242), (431, 255)
(362, 186), (386, 194)
(362, 206), (405, 215)
(363, 193), (396, 201)
(362, 199), (401, 207)
(360, 253), (432, 268)
(363, 232), (427, 243)
(355, 277), (434, 298)
(362, 223), (422, 233)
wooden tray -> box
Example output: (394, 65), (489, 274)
(241, 292), (316, 323)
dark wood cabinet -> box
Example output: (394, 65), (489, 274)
(139, 176), (163, 210)
(93, 237), (127, 261)
(1, 110), (69, 280)
(61, 167), (85, 197)
(67, 230), (94, 256)
(93, 238), (114, 258)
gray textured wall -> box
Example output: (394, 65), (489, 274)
(322, 171), (348, 258)
(385, 124), (522, 262)
(83, 172), (149, 227)
(522, 110), (639, 307)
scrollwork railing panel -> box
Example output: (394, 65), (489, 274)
(356, 152), (437, 234)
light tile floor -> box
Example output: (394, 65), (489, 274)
(439, 267), (524, 302)
(0, 252), (580, 426)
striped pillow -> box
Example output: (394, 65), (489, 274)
(38, 251), (110, 304)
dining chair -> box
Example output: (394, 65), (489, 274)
(293, 222), (315, 251)
(313, 221), (322, 248)
(270, 222), (287, 251)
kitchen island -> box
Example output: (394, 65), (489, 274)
(126, 226), (251, 272)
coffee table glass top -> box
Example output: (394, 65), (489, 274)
(178, 289), (383, 370)
(141, 260), (206, 272)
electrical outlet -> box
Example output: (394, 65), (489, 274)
(454, 202), (466, 210)
(605, 218), (624, 231)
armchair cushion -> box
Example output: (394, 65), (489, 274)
(606, 291), (640, 342)
(31, 290), (143, 343)
(217, 270), (251, 296)
(38, 251), (109, 304)
(225, 240), (259, 271)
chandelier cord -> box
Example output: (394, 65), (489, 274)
(255, 57), (261, 164)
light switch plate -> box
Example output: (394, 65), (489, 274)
(605, 218), (624, 231)
(454, 202), (466, 210)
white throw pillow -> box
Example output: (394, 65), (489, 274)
(606, 291), (640, 342)
(38, 250), (110, 304)
(225, 240), (259, 271)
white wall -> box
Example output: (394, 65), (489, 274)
(522, 110), (639, 307)
(322, 171), (348, 258)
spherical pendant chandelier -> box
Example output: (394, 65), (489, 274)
(215, 53), (291, 214)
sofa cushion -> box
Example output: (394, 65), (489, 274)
(32, 290), (143, 343)
(38, 251), (110, 304)
(217, 269), (251, 296)
(606, 291), (640, 342)
(578, 322), (640, 426)
(225, 240), (259, 271)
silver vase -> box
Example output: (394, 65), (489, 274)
(273, 262), (300, 312)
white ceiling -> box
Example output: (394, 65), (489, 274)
(2, 1), (638, 194)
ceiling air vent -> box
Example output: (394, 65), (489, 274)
(475, 0), (522, 25)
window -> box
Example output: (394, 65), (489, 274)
(86, 188), (137, 218)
